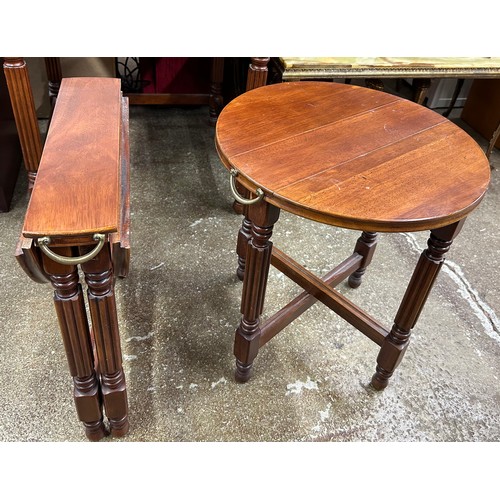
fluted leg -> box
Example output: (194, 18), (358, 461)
(81, 243), (129, 437)
(235, 186), (252, 280)
(348, 231), (378, 288)
(246, 57), (270, 91)
(3, 57), (43, 190)
(371, 220), (465, 390)
(234, 201), (280, 382)
(42, 249), (107, 441)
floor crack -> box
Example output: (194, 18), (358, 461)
(402, 233), (500, 344)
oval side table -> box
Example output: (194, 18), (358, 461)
(215, 81), (491, 390)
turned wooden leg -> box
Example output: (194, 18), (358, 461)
(42, 249), (107, 441)
(235, 186), (252, 280)
(44, 57), (62, 114)
(348, 231), (378, 288)
(81, 243), (129, 437)
(234, 201), (280, 382)
(246, 57), (270, 91)
(3, 57), (43, 191)
(371, 220), (465, 390)
(209, 57), (224, 126)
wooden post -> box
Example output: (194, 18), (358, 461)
(3, 57), (43, 190)
(42, 249), (107, 441)
(234, 200), (280, 382)
(371, 220), (465, 390)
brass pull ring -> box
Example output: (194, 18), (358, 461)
(230, 169), (264, 205)
(37, 233), (106, 265)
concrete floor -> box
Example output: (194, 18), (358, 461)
(0, 101), (499, 444)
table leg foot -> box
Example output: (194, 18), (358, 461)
(84, 419), (109, 441)
(109, 415), (130, 437)
(235, 360), (253, 383)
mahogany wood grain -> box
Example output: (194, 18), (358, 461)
(3, 57), (43, 190)
(271, 247), (389, 346)
(42, 251), (108, 441)
(216, 82), (490, 233)
(259, 252), (363, 347)
(16, 77), (130, 439)
(372, 220), (464, 389)
(15, 236), (48, 284)
(23, 77), (122, 239)
(246, 57), (270, 91)
(81, 243), (129, 437)
(234, 201), (280, 382)
(217, 81), (490, 389)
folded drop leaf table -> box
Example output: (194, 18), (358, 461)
(215, 81), (491, 389)
(16, 77), (130, 440)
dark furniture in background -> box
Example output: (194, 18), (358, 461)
(0, 62), (25, 210)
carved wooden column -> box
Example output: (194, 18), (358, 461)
(234, 201), (280, 382)
(42, 248), (107, 441)
(81, 243), (129, 437)
(371, 220), (465, 390)
(348, 231), (378, 288)
(246, 57), (270, 91)
(209, 57), (224, 126)
(236, 198), (252, 281)
(44, 57), (62, 111)
(3, 57), (43, 190)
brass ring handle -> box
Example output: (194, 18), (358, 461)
(37, 233), (106, 265)
(230, 169), (264, 205)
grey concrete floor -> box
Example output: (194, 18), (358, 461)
(0, 103), (499, 445)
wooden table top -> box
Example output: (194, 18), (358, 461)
(215, 82), (491, 232)
(23, 77), (123, 239)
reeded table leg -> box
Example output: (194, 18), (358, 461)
(246, 57), (270, 91)
(81, 243), (129, 437)
(371, 220), (465, 390)
(348, 231), (378, 288)
(234, 200), (280, 382)
(3, 57), (43, 191)
(235, 186), (252, 281)
(42, 249), (107, 441)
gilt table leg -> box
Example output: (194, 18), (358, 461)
(371, 220), (465, 390)
(42, 248), (107, 441)
(348, 231), (378, 288)
(81, 243), (129, 437)
(234, 201), (280, 382)
(3, 57), (43, 191)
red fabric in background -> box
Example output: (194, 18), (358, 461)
(139, 57), (211, 94)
